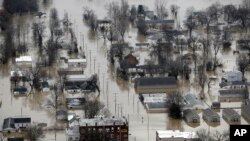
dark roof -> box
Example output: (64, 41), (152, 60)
(146, 102), (169, 109)
(211, 102), (221, 109)
(96, 20), (112, 24)
(14, 87), (27, 93)
(7, 138), (24, 141)
(145, 20), (175, 24)
(3, 118), (15, 130)
(66, 98), (86, 106)
(41, 81), (49, 88)
(14, 117), (31, 123)
(223, 109), (240, 118)
(136, 77), (177, 87)
(203, 109), (220, 118)
(219, 89), (249, 95)
(183, 109), (200, 119)
(220, 81), (246, 88)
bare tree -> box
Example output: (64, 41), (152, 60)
(45, 38), (59, 66)
(184, 7), (197, 39)
(32, 21), (46, 50)
(49, 8), (60, 39)
(196, 129), (214, 141)
(170, 4), (179, 20)
(27, 124), (45, 141)
(235, 7), (250, 30)
(212, 32), (222, 71)
(167, 91), (183, 119)
(130, 6), (137, 24)
(2, 26), (15, 64)
(137, 18), (148, 35)
(83, 7), (97, 31)
(84, 99), (110, 118)
(197, 3), (222, 54)
(237, 54), (249, 78)
(155, 0), (168, 20)
(223, 4), (237, 24)
(197, 65), (207, 99)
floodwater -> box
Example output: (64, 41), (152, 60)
(0, 0), (247, 141)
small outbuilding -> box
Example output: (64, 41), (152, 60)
(183, 109), (200, 123)
(202, 109), (220, 123)
(222, 109), (240, 124)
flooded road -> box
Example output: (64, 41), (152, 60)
(0, 0), (247, 141)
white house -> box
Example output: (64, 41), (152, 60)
(222, 70), (242, 82)
(68, 59), (87, 68)
(2, 117), (31, 133)
(15, 56), (32, 67)
(156, 130), (197, 141)
(66, 126), (80, 141)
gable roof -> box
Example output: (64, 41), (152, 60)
(223, 109), (240, 118)
(203, 109), (220, 118)
(3, 118), (15, 130)
(136, 77), (177, 87)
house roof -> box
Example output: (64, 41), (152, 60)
(156, 130), (197, 139)
(220, 81), (246, 88)
(41, 81), (49, 88)
(65, 74), (92, 82)
(145, 19), (175, 24)
(136, 77), (177, 88)
(146, 102), (169, 109)
(242, 104), (250, 117)
(14, 87), (28, 93)
(223, 109), (240, 118)
(79, 117), (127, 127)
(3, 118), (15, 130)
(183, 109), (200, 119)
(184, 94), (203, 107)
(219, 89), (249, 95)
(66, 98), (86, 106)
(14, 117), (31, 123)
(15, 56), (32, 62)
(203, 109), (220, 118)
(68, 59), (87, 63)
(7, 138), (24, 141)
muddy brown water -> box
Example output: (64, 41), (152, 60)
(1, 0), (247, 140)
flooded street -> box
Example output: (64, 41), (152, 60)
(0, 0), (247, 140)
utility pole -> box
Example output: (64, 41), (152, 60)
(133, 94), (135, 113)
(128, 88), (129, 105)
(117, 104), (119, 117)
(94, 57), (96, 73)
(114, 93), (117, 116)
(89, 50), (92, 72)
(106, 80), (109, 109)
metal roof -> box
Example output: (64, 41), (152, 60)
(136, 77), (176, 87)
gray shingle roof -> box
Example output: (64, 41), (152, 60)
(223, 109), (240, 119)
(203, 109), (220, 118)
(136, 77), (177, 87)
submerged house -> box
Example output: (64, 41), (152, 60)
(64, 74), (99, 93)
(218, 89), (249, 102)
(15, 56), (32, 67)
(66, 98), (86, 109)
(134, 77), (177, 94)
(183, 109), (200, 123)
(221, 70), (242, 82)
(67, 58), (87, 68)
(13, 86), (28, 96)
(139, 93), (168, 113)
(222, 109), (240, 124)
(2, 117), (31, 132)
(202, 109), (220, 123)
(242, 99), (250, 122)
